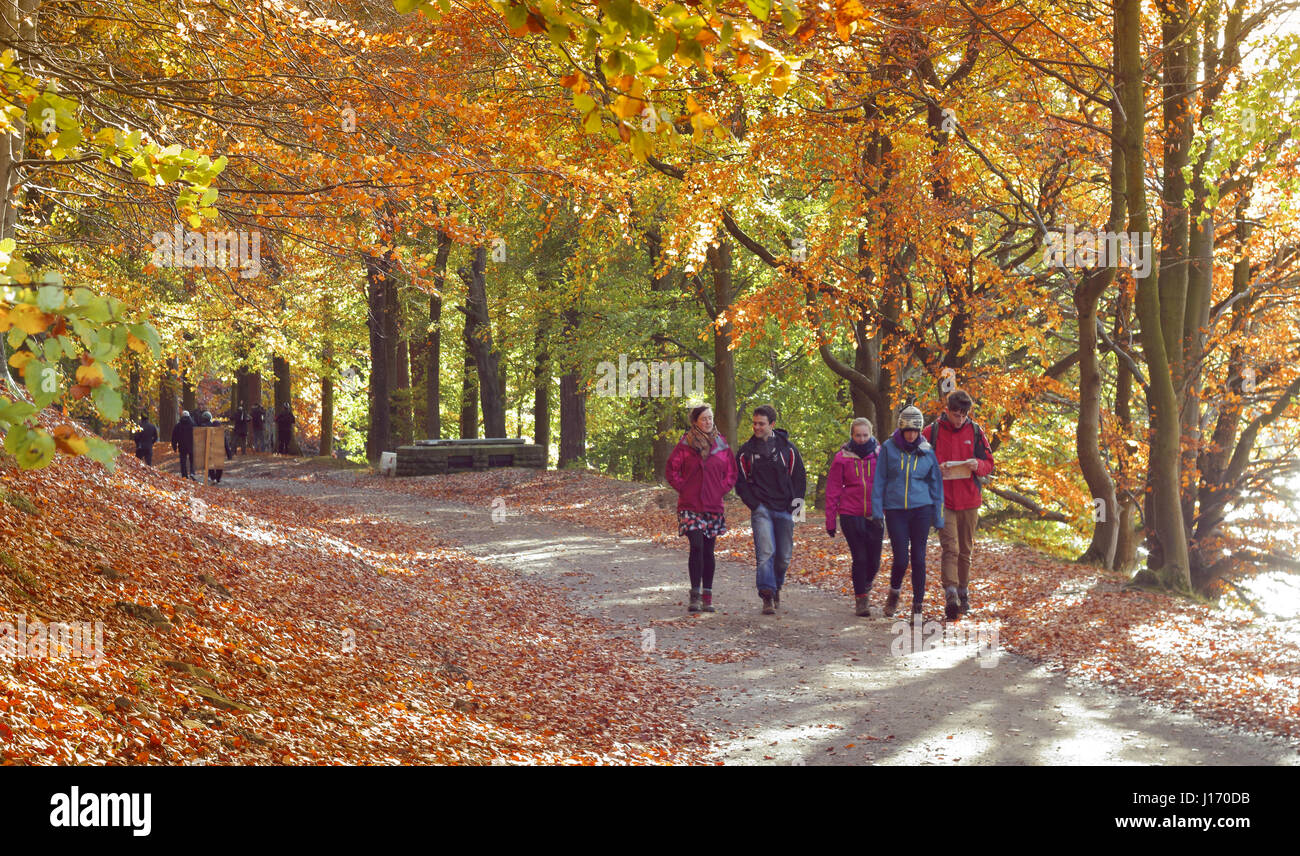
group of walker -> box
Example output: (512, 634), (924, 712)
(664, 391), (994, 620)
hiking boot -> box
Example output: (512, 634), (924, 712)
(945, 587), (961, 620)
(883, 588), (901, 617)
(912, 601), (923, 618)
(701, 591), (716, 613)
(959, 590), (970, 615)
(761, 592), (775, 615)
(688, 589), (702, 613)
(855, 595), (871, 617)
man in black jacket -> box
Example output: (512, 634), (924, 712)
(133, 417), (158, 466)
(171, 411), (196, 480)
(275, 404), (296, 454)
(735, 405), (806, 614)
(250, 404), (267, 451)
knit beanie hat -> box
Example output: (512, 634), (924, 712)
(898, 405), (924, 430)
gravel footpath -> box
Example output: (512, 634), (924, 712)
(229, 462), (1299, 766)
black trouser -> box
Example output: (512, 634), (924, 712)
(135, 447), (153, 467)
(178, 447), (194, 478)
(885, 506), (934, 605)
(840, 514), (884, 597)
(685, 530), (716, 591)
(277, 430), (292, 454)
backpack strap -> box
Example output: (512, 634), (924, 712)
(971, 421), (991, 460)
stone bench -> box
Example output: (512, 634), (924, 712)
(395, 442), (547, 476)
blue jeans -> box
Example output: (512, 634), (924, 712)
(884, 506), (934, 606)
(840, 514), (884, 596)
(751, 504), (793, 595)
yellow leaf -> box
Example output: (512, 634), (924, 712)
(5, 304), (51, 335)
(612, 95), (645, 119)
(75, 361), (104, 388)
(8, 348), (34, 375)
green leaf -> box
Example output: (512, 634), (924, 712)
(127, 322), (161, 356)
(0, 398), (37, 427)
(36, 284), (63, 312)
(502, 2), (528, 31)
(781, 5), (800, 34)
(25, 359), (59, 409)
(92, 385), (122, 422)
(78, 295), (111, 323)
(5, 423), (55, 469)
(84, 435), (119, 470)
(746, 0), (773, 22)
(657, 33), (677, 64)
(7, 326), (26, 349)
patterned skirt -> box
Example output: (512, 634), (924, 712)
(678, 509), (727, 538)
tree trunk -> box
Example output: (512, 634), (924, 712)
(320, 341), (334, 457)
(425, 228), (450, 439)
(365, 249), (392, 460)
(1075, 95), (1126, 569)
(273, 354), (298, 453)
(0, 2), (41, 241)
(559, 370), (586, 468)
(646, 219), (676, 477)
(1118, 0), (1191, 589)
(386, 264), (412, 446)
(533, 319), (550, 451)
(181, 370), (196, 415)
(1113, 282), (1140, 574)
(459, 350), (478, 439)
(159, 357), (179, 443)
(558, 307), (585, 468)
(707, 238), (737, 449)
(128, 358), (140, 421)
(459, 246), (506, 437)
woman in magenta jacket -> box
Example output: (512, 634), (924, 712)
(665, 404), (738, 613)
(825, 417), (884, 617)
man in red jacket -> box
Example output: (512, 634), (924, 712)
(923, 389), (995, 619)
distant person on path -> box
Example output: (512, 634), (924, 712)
(665, 404), (737, 613)
(251, 404), (267, 451)
(172, 411), (196, 481)
(275, 404), (296, 454)
(196, 410), (225, 483)
(923, 389), (995, 619)
(735, 405), (806, 615)
(872, 405), (944, 619)
(133, 417), (158, 467)
(825, 417), (884, 617)
(233, 406), (251, 455)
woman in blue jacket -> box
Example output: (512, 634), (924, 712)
(871, 405), (945, 618)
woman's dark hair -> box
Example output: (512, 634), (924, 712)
(753, 404), (777, 424)
(689, 404), (712, 425)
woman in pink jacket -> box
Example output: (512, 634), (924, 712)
(665, 404), (738, 613)
(825, 417), (884, 616)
